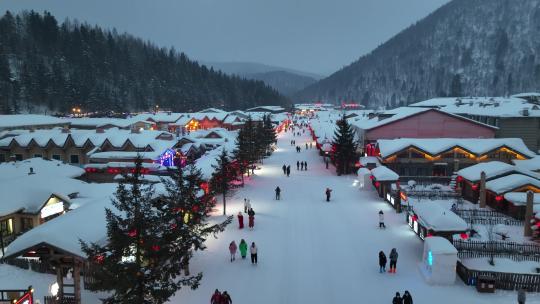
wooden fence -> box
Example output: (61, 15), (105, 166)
(453, 240), (540, 256)
(453, 209), (524, 226)
(457, 260), (540, 292)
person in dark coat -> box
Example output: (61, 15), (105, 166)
(286, 165), (291, 177)
(210, 289), (222, 304)
(378, 251), (387, 273)
(305, 143), (308, 150)
(282, 164), (286, 175)
(389, 248), (398, 273)
(297, 161), (300, 170)
(325, 188), (332, 202)
(275, 186), (281, 200)
(300, 161), (304, 170)
(392, 292), (403, 304)
(221, 291), (232, 304)
(402, 291), (413, 304)
(304, 161), (307, 170)
(248, 208), (255, 229)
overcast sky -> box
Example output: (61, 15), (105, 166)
(0, 0), (449, 75)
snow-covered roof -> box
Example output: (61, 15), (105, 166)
(65, 117), (152, 129)
(351, 107), (430, 130)
(485, 174), (540, 194)
(504, 192), (540, 206)
(377, 138), (536, 158)
(371, 166), (399, 181)
(424, 236), (458, 254)
(457, 161), (516, 182)
(359, 156), (380, 167)
(133, 112), (184, 123)
(511, 92), (540, 98)
(411, 96), (540, 118)
(357, 168), (371, 176)
(414, 203), (468, 232)
(513, 156), (540, 172)
(0, 159), (86, 217)
(246, 105), (285, 112)
(0, 115), (68, 129)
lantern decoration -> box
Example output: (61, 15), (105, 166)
(128, 229), (137, 237)
(374, 181), (380, 188)
(95, 254), (105, 264)
(460, 233), (469, 240)
(200, 182), (209, 194)
(369, 175), (375, 180)
(426, 233), (433, 238)
(151, 245), (160, 252)
(471, 184), (479, 191)
(412, 215), (418, 222)
(157, 149), (176, 167)
(400, 192), (408, 202)
(456, 176), (463, 183)
(354, 161), (361, 168)
(192, 205), (199, 213)
(495, 195), (504, 202)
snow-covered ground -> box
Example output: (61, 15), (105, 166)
(168, 129), (540, 304)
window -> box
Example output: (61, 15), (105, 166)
(33, 154), (43, 158)
(70, 154), (80, 164)
(52, 154), (61, 161)
(0, 218), (13, 236)
(15, 154), (23, 161)
(21, 218), (33, 232)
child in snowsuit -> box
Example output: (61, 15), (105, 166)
(392, 292), (403, 304)
(325, 188), (332, 202)
(402, 290), (413, 304)
(250, 242), (258, 264)
(210, 289), (222, 304)
(389, 248), (398, 273)
(379, 210), (386, 228)
(379, 251), (387, 273)
(239, 239), (248, 259)
(248, 208), (255, 229)
(237, 212), (244, 229)
(229, 241), (237, 262)
(275, 187), (281, 200)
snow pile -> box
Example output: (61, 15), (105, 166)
(371, 166), (399, 181)
(378, 138), (536, 158)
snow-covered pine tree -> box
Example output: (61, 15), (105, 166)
(234, 116), (256, 180)
(262, 114), (277, 156)
(81, 158), (231, 303)
(333, 114), (357, 175)
(210, 149), (235, 215)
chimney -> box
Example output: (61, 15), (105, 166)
(96, 128), (105, 133)
(28, 167), (35, 175)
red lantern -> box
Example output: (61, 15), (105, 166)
(456, 176), (463, 183)
(412, 215), (418, 222)
(495, 195), (504, 202)
(426, 233), (433, 238)
(374, 181), (380, 188)
(460, 233), (469, 240)
(369, 175), (374, 180)
(94, 254), (105, 264)
(152, 245), (160, 252)
(128, 229), (137, 237)
(471, 184), (479, 191)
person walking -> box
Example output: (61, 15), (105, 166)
(237, 212), (244, 229)
(325, 188), (332, 202)
(325, 158), (329, 169)
(378, 251), (387, 273)
(304, 161), (307, 170)
(392, 292), (403, 304)
(221, 291), (232, 304)
(239, 239), (248, 259)
(300, 161), (304, 171)
(286, 165), (291, 177)
(379, 210), (386, 228)
(310, 142), (313, 149)
(389, 248), (399, 273)
(229, 241), (237, 262)
(250, 242), (258, 265)
(248, 208), (255, 229)
(518, 287), (526, 304)
(282, 164), (286, 175)
(210, 289), (222, 304)
(402, 291), (413, 304)
(297, 161), (300, 170)
(275, 186), (281, 200)
(244, 198), (251, 213)
(305, 143), (308, 150)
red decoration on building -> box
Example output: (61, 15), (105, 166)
(128, 229), (137, 237)
(471, 184), (479, 191)
(460, 233), (469, 239)
(456, 176), (463, 183)
(495, 195), (504, 202)
(95, 254), (105, 264)
(369, 175), (375, 180)
(374, 181), (380, 187)
(152, 245), (160, 252)
(411, 215), (418, 222)
(426, 233), (433, 238)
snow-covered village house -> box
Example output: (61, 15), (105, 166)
(350, 107), (497, 156)
(409, 93), (540, 153)
(376, 138), (535, 178)
(0, 114), (70, 132)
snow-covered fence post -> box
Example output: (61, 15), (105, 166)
(479, 171), (486, 208)
(524, 190), (534, 237)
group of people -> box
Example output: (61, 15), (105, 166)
(211, 289), (232, 304)
(282, 164), (291, 177)
(228, 239), (258, 264)
(296, 160), (308, 171)
(379, 248), (399, 273)
(392, 291), (413, 304)
(290, 139), (297, 146)
(237, 208), (255, 230)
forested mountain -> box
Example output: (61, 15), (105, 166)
(296, 0), (540, 108)
(0, 11), (289, 114)
(204, 61), (320, 96)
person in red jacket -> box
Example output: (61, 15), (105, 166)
(210, 289), (222, 304)
(237, 212), (244, 229)
(220, 291), (232, 304)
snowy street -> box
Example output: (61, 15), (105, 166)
(172, 129), (535, 304)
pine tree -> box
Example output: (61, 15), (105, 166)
(210, 149), (235, 215)
(233, 116), (256, 181)
(333, 115), (357, 175)
(81, 159), (231, 303)
(262, 114), (277, 156)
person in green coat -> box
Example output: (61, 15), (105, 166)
(239, 239), (248, 259)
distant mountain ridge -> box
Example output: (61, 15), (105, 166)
(0, 11), (289, 114)
(296, 0), (540, 107)
(203, 61), (322, 96)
